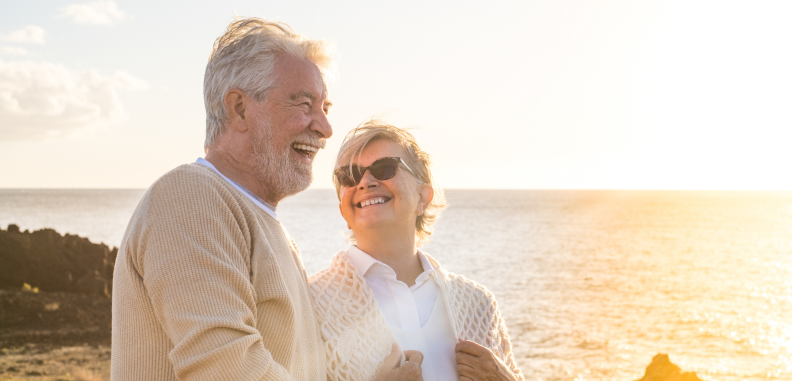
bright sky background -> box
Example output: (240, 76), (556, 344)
(1, 0), (790, 190)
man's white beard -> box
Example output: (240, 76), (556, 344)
(250, 118), (313, 202)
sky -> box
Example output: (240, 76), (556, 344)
(1, 0), (790, 190)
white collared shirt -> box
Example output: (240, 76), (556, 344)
(195, 157), (278, 220)
(347, 245), (439, 330)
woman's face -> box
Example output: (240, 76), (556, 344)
(338, 139), (433, 238)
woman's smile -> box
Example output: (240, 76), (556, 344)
(356, 196), (392, 208)
(338, 139), (425, 232)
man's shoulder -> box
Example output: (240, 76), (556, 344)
(142, 163), (245, 205)
(131, 163), (250, 224)
(150, 163), (224, 192)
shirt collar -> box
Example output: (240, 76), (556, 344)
(347, 245), (381, 278)
(195, 157), (278, 219)
(347, 245), (435, 281)
(414, 252), (434, 287)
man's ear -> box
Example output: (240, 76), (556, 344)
(224, 89), (248, 131)
(416, 183), (434, 216)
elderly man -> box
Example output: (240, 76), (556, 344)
(110, 18), (333, 380)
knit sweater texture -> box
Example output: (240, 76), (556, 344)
(111, 163), (325, 380)
(309, 250), (523, 381)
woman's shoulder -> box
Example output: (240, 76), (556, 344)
(425, 253), (498, 305)
(442, 270), (499, 306)
(308, 250), (350, 287)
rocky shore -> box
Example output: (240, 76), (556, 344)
(0, 224), (116, 297)
(0, 225), (114, 379)
(0, 289), (111, 380)
(0, 224), (702, 380)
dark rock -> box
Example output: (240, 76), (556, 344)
(0, 225), (117, 296)
(636, 354), (702, 381)
(0, 289), (111, 347)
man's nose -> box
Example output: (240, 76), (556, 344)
(311, 109), (333, 139)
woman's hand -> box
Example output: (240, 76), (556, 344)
(455, 340), (518, 381)
(374, 343), (424, 381)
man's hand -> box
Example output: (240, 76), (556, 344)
(374, 343), (424, 381)
(455, 340), (518, 381)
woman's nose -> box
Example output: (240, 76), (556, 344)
(357, 170), (379, 189)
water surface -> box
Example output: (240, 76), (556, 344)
(2, 189), (791, 380)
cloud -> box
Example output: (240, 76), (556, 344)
(58, 1), (127, 25)
(0, 59), (147, 140)
(0, 26), (46, 44)
(0, 47), (29, 56)
(113, 70), (149, 90)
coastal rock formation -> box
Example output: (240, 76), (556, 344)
(0, 289), (111, 347)
(636, 354), (702, 381)
(0, 289), (111, 379)
(0, 224), (117, 297)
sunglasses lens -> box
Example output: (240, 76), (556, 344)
(371, 158), (399, 181)
(335, 158), (401, 187)
(335, 166), (361, 187)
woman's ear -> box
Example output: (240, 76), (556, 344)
(416, 183), (434, 216)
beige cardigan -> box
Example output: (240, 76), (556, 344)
(309, 250), (523, 381)
(111, 163), (325, 380)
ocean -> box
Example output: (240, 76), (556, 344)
(1, 189), (791, 381)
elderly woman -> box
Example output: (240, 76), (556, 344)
(309, 120), (523, 381)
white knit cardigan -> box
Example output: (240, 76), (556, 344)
(309, 250), (524, 381)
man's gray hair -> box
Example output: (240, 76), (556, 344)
(333, 119), (448, 247)
(203, 17), (334, 150)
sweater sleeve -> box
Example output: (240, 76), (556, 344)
(131, 171), (296, 381)
(489, 298), (524, 381)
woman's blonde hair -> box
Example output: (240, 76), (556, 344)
(333, 119), (448, 247)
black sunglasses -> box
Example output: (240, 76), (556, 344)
(335, 157), (419, 187)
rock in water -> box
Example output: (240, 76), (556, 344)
(636, 354), (701, 381)
(0, 224), (117, 296)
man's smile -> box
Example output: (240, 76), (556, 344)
(291, 142), (322, 160)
